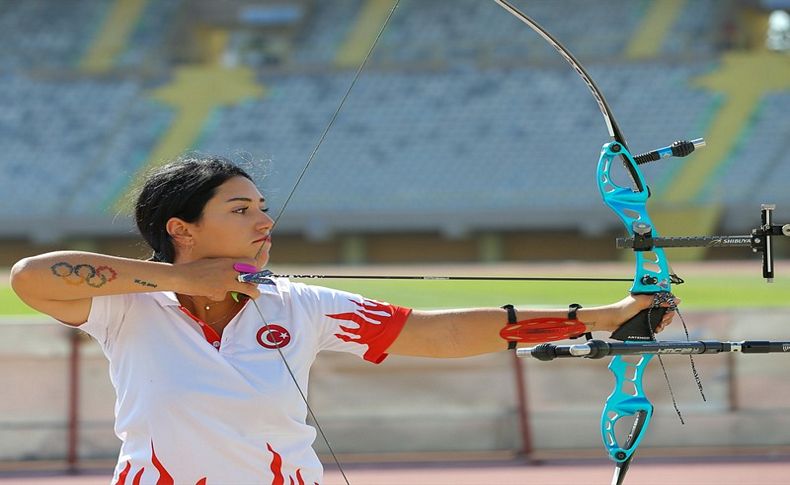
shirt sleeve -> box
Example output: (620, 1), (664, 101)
(78, 293), (133, 352)
(293, 283), (412, 364)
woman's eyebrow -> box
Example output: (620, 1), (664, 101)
(225, 197), (266, 203)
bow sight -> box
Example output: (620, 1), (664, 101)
(617, 204), (790, 282)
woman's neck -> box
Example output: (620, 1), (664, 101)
(171, 256), (245, 326)
(178, 294), (241, 326)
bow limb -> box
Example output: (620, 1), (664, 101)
(604, 354), (653, 485)
(494, 0), (675, 322)
(492, 2), (626, 143)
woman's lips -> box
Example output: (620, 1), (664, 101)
(253, 235), (271, 244)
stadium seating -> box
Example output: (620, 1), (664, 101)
(713, 92), (790, 205)
(0, 73), (170, 216)
(196, 62), (716, 234)
(115, 0), (182, 69)
(291, 0), (365, 66)
(0, 0), (109, 70)
(0, 0), (785, 238)
(292, 0), (719, 66)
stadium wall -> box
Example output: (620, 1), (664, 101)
(0, 231), (673, 267)
(1, 309), (788, 464)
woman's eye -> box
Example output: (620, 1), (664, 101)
(233, 207), (268, 214)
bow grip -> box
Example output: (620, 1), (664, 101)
(610, 305), (666, 342)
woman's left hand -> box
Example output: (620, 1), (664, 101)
(606, 293), (680, 334)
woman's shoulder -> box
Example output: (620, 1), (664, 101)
(257, 278), (362, 308)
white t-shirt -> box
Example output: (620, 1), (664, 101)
(79, 278), (410, 485)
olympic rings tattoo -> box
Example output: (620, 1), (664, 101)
(50, 262), (118, 288)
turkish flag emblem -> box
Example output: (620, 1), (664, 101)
(256, 324), (292, 349)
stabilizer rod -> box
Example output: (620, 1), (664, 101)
(633, 138), (706, 165)
(518, 339), (790, 360)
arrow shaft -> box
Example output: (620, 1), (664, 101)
(260, 273), (633, 282)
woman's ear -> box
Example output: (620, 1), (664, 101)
(165, 217), (194, 250)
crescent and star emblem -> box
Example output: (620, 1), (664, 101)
(256, 324), (292, 349)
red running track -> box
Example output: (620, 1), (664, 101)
(1, 458), (789, 485)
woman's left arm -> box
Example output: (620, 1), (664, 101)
(386, 295), (676, 358)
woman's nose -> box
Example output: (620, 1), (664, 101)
(258, 210), (274, 230)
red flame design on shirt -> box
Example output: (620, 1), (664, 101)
(133, 468), (146, 485)
(150, 441), (174, 485)
(115, 461), (131, 485)
(326, 298), (411, 363)
(113, 441), (317, 484)
(267, 443), (318, 485)
(112, 441), (205, 485)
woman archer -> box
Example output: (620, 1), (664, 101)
(10, 155), (675, 485)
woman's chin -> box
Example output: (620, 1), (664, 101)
(255, 253), (270, 268)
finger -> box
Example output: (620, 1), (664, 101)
(235, 282), (261, 300)
(246, 285), (261, 299)
(639, 294), (655, 304)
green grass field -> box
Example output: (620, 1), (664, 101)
(289, 272), (790, 310)
(2, 266), (788, 315)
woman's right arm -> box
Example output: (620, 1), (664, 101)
(9, 251), (260, 326)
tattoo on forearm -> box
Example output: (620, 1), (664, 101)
(134, 279), (157, 288)
(50, 262), (118, 288)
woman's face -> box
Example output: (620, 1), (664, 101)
(177, 176), (273, 267)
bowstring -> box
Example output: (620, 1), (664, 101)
(249, 2), (402, 483)
(249, 299), (351, 484)
(256, 0), (402, 261)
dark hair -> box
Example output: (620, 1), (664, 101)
(135, 155), (253, 263)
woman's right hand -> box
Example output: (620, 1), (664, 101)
(174, 258), (262, 301)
